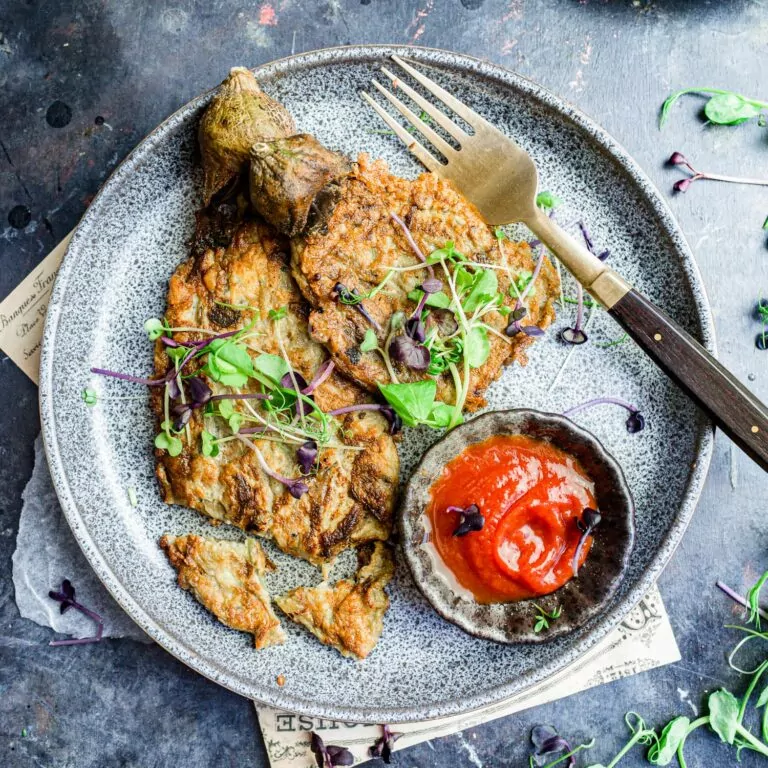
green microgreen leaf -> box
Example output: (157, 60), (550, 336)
(154, 431), (183, 457)
(647, 716), (690, 765)
(217, 398), (235, 419)
(536, 190), (562, 210)
(462, 269), (498, 314)
(512, 269), (535, 297)
(200, 429), (220, 457)
(660, 87), (768, 128)
(378, 380), (437, 428)
(763, 216), (768, 231)
(426, 401), (459, 428)
(494, 227), (507, 241)
(165, 345), (190, 363)
(427, 241), (466, 264)
(268, 306), (288, 321)
(82, 388), (98, 406)
(360, 328), (379, 352)
(253, 353), (290, 384)
(144, 317), (167, 341)
(709, 689), (739, 744)
(465, 326), (490, 369)
(204, 340), (254, 388)
(704, 92), (762, 125)
(747, 571), (768, 628)
(229, 413), (244, 433)
(758, 686), (768, 709)
(407, 288), (451, 309)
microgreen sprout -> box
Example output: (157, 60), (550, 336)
(309, 732), (354, 768)
(47, 579), (105, 646)
(669, 151), (768, 193)
(447, 504), (484, 537)
(573, 508), (601, 578)
(369, 724), (403, 764)
(390, 211), (435, 279)
(533, 604), (562, 633)
(238, 436), (309, 499)
(563, 397), (646, 434)
(334, 282), (382, 330)
(82, 388), (98, 406)
(756, 297), (768, 350)
(661, 87), (768, 128)
(529, 725), (594, 768)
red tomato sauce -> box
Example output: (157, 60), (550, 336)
(425, 434), (597, 604)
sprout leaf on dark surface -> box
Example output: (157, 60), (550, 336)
(48, 580), (105, 646)
(369, 724), (403, 764)
(310, 732), (354, 768)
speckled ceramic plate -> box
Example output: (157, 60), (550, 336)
(39, 45), (715, 723)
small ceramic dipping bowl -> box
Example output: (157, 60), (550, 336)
(399, 409), (635, 643)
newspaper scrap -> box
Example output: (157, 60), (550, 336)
(0, 232), (71, 382)
(257, 589), (679, 766)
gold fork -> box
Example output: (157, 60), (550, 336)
(362, 55), (768, 472)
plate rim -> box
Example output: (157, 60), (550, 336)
(39, 43), (715, 723)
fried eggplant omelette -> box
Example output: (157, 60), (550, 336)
(275, 542), (394, 660)
(291, 154), (559, 414)
(160, 534), (284, 649)
(154, 213), (399, 565)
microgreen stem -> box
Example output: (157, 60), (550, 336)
(739, 661), (768, 723)
(563, 396), (638, 418)
(717, 580), (768, 622)
(327, 403), (387, 417)
(538, 739), (595, 768)
(390, 212), (435, 278)
(302, 360), (335, 395)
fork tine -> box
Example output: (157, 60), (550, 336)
(379, 66), (467, 143)
(370, 80), (457, 160)
(391, 55), (493, 132)
(359, 91), (442, 173)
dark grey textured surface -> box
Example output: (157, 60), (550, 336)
(1, 0), (767, 765)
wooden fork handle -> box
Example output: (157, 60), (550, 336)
(609, 289), (768, 472)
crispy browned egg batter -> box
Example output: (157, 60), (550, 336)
(154, 215), (399, 565)
(160, 533), (284, 649)
(291, 154), (559, 411)
(275, 542), (394, 660)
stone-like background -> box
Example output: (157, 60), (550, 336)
(2, 1), (767, 765)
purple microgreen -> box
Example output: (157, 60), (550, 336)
(167, 376), (182, 400)
(187, 376), (212, 406)
(427, 308), (459, 337)
(302, 360), (335, 395)
(333, 282), (382, 331)
(297, 440), (318, 475)
(369, 724), (403, 764)
(326, 402), (403, 434)
(757, 332), (768, 351)
(209, 393), (269, 401)
(521, 326), (545, 337)
(577, 220), (610, 261)
(388, 334), (430, 371)
(47, 580), (105, 646)
(160, 336), (182, 348)
(171, 402), (193, 432)
(238, 436), (309, 499)
(90, 368), (167, 386)
(420, 277), (443, 294)
(668, 151), (768, 193)
(404, 315), (426, 343)
(390, 211), (435, 278)
(717, 581), (768, 624)
(529, 725), (593, 767)
(572, 507), (602, 578)
(448, 504), (485, 537)
(562, 396), (646, 434)
(310, 732), (354, 768)
(560, 274), (588, 345)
